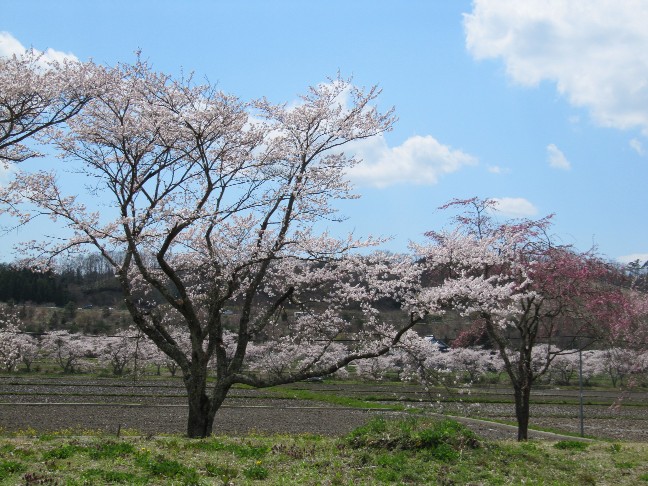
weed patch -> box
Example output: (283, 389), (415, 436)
(88, 440), (135, 459)
(345, 416), (479, 458)
(243, 461), (269, 480)
(136, 453), (200, 483)
(185, 437), (269, 458)
(41, 442), (85, 460)
(79, 468), (145, 484)
(205, 462), (239, 482)
(0, 459), (26, 480)
(554, 440), (590, 451)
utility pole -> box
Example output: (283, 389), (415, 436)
(578, 347), (584, 437)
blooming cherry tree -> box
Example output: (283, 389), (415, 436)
(0, 307), (25, 372)
(354, 352), (402, 382)
(0, 324), (21, 372)
(42, 330), (95, 373)
(599, 347), (645, 387)
(16, 332), (41, 372)
(2, 59), (424, 437)
(416, 197), (632, 440)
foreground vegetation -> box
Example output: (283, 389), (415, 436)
(0, 417), (647, 485)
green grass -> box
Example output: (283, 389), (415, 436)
(465, 415), (600, 439)
(1, 417), (647, 485)
(267, 386), (408, 410)
(554, 440), (590, 451)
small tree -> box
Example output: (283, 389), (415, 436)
(354, 353), (401, 381)
(0, 324), (21, 372)
(3, 59), (424, 437)
(416, 198), (632, 440)
(42, 330), (94, 373)
(99, 332), (135, 376)
(545, 349), (579, 385)
(16, 332), (41, 372)
(600, 347), (640, 387)
(0, 307), (24, 372)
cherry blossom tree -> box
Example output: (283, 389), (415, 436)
(16, 332), (41, 372)
(0, 306), (25, 372)
(0, 324), (21, 372)
(42, 330), (95, 373)
(441, 347), (502, 384)
(0, 51), (95, 164)
(354, 353), (402, 381)
(544, 348), (579, 385)
(98, 330), (135, 376)
(598, 347), (647, 387)
(1, 59), (424, 437)
(416, 197), (632, 440)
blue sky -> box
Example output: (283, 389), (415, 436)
(2, 0), (647, 263)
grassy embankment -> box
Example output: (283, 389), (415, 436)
(1, 417), (647, 485)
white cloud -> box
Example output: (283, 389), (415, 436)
(464, 1), (648, 134)
(487, 165), (506, 174)
(0, 31), (78, 63)
(490, 197), (538, 218)
(630, 138), (645, 156)
(346, 134), (477, 188)
(0, 32), (25, 58)
(616, 253), (648, 264)
(546, 143), (571, 170)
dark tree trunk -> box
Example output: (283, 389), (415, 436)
(513, 383), (531, 441)
(484, 315), (534, 441)
(184, 370), (230, 438)
(184, 369), (214, 438)
(186, 392), (214, 438)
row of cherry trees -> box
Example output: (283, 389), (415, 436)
(2, 326), (646, 390)
(354, 344), (648, 388)
(1, 52), (646, 439)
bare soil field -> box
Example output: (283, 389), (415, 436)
(1, 376), (646, 441)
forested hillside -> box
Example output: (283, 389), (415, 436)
(0, 258), (122, 308)
(0, 264), (70, 305)
(0, 252), (641, 343)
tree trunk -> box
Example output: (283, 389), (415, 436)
(186, 392), (214, 438)
(184, 370), (230, 438)
(513, 382), (532, 441)
(184, 369), (215, 439)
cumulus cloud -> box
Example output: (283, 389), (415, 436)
(464, 0), (648, 134)
(546, 143), (571, 170)
(0, 31), (78, 63)
(346, 134), (477, 188)
(490, 197), (538, 218)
